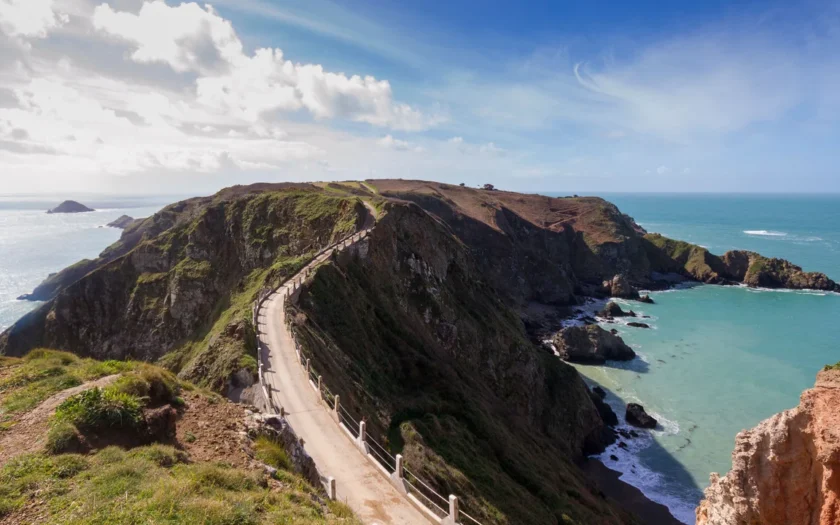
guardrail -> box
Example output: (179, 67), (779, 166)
(252, 227), (484, 525)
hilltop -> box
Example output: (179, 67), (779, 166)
(46, 200), (94, 214)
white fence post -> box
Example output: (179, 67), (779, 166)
(306, 358), (311, 376)
(317, 375), (322, 395)
(328, 477), (336, 500)
(395, 454), (404, 479)
(449, 495), (459, 523)
(357, 420), (368, 453)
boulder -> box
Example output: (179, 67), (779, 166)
(602, 274), (639, 299)
(47, 200), (94, 214)
(589, 388), (617, 426)
(598, 301), (636, 318)
(627, 322), (651, 329)
(552, 325), (636, 363)
(626, 403), (657, 428)
(638, 294), (655, 304)
(592, 386), (607, 399)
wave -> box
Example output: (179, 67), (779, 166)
(743, 230), (787, 237)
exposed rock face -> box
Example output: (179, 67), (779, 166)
(626, 322), (650, 329)
(625, 403), (657, 429)
(591, 388), (618, 427)
(47, 200), (94, 214)
(599, 301), (635, 318)
(2, 188), (367, 393)
(644, 233), (840, 292)
(553, 325), (636, 363)
(107, 215), (137, 229)
(696, 369), (840, 525)
(603, 274), (639, 299)
(245, 413), (321, 487)
(289, 203), (633, 524)
(638, 294), (654, 304)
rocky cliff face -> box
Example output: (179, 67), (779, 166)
(289, 202), (634, 525)
(1, 187), (367, 392)
(696, 368), (840, 525)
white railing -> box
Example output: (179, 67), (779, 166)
(252, 226), (484, 525)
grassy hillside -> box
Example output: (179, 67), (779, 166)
(0, 350), (359, 524)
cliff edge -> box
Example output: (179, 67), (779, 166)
(696, 367), (840, 525)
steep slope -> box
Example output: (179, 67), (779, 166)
(288, 202), (634, 525)
(1, 187), (369, 392)
(696, 367), (840, 525)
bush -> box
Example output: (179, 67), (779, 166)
(54, 387), (143, 429)
(109, 364), (180, 406)
(254, 435), (292, 471)
(46, 420), (81, 454)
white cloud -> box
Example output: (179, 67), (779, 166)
(0, 0), (66, 38)
(93, 1), (242, 74)
(377, 134), (423, 152)
(92, 1), (439, 130)
(448, 136), (463, 144)
(656, 165), (669, 175)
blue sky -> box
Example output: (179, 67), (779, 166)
(1, 0), (839, 194)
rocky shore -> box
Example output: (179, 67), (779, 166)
(696, 367), (840, 525)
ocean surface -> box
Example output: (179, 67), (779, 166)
(0, 195), (176, 331)
(567, 193), (840, 524)
(1, 192), (838, 524)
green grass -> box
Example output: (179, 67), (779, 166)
(254, 435), (292, 471)
(0, 350), (136, 429)
(0, 446), (362, 523)
(53, 387), (143, 430)
(824, 362), (840, 371)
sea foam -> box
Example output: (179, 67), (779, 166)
(744, 230), (787, 237)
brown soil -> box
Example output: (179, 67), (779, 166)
(174, 392), (253, 468)
(0, 374), (119, 467)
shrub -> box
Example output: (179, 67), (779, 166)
(54, 387), (143, 429)
(254, 435), (292, 471)
(46, 420), (81, 454)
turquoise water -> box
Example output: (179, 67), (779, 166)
(568, 194), (840, 524)
(0, 196), (172, 331)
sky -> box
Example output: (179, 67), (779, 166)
(1, 0), (839, 195)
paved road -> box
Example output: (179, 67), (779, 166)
(258, 232), (431, 525)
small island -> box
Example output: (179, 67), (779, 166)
(47, 200), (95, 214)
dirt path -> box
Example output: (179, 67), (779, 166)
(0, 374), (119, 466)
(259, 231), (431, 525)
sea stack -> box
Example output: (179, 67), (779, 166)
(47, 200), (95, 214)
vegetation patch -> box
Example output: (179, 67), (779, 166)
(0, 350), (135, 429)
(0, 445), (361, 523)
(254, 435), (293, 471)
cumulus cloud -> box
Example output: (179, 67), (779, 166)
(92, 1), (438, 130)
(0, 0), (66, 38)
(656, 165), (669, 175)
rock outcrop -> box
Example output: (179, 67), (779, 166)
(696, 368), (840, 525)
(625, 403), (657, 429)
(644, 233), (840, 292)
(47, 200), (94, 214)
(107, 215), (137, 229)
(599, 301), (635, 318)
(603, 274), (640, 299)
(553, 325), (636, 363)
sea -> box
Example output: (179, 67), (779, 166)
(0, 195), (175, 332)
(1, 192), (838, 524)
(563, 193), (840, 524)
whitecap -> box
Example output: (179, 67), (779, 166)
(743, 230), (787, 237)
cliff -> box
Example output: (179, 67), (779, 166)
(2, 186), (368, 393)
(696, 368), (840, 525)
(289, 202), (633, 524)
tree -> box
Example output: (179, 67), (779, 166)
(483, 184), (495, 191)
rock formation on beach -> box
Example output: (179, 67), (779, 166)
(696, 367), (840, 525)
(553, 325), (636, 363)
(625, 403), (657, 429)
(47, 200), (94, 213)
(599, 301), (635, 318)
